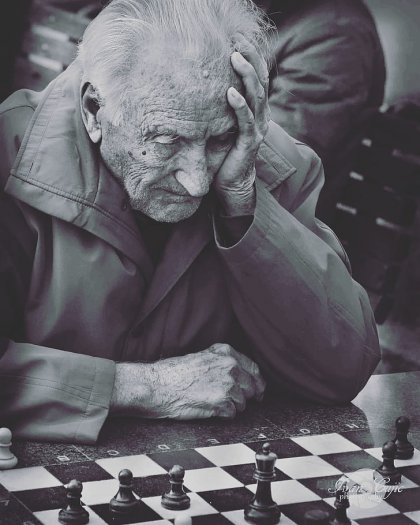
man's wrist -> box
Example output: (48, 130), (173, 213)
(110, 362), (156, 415)
(216, 184), (256, 216)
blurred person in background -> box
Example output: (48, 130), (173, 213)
(256, 0), (386, 225)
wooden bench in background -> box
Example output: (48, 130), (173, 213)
(334, 109), (420, 324)
(12, 1), (92, 92)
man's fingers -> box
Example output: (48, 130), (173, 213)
(233, 366), (257, 401)
(214, 399), (237, 418)
(230, 383), (247, 412)
(238, 358), (266, 401)
(227, 87), (255, 146)
(234, 34), (270, 94)
(231, 52), (266, 117)
(211, 343), (266, 402)
(227, 347), (266, 399)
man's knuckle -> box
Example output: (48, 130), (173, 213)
(236, 398), (246, 412)
(255, 131), (264, 144)
(256, 87), (265, 102)
(224, 355), (239, 371)
(224, 402), (237, 418)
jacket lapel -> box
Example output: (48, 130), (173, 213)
(137, 202), (212, 323)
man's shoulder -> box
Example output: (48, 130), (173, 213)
(0, 89), (41, 190)
(0, 89), (40, 139)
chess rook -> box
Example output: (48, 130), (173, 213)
(244, 442), (280, 524)
(161, 465), (191, 510)
(394, 416), (414, 459)
(0, 428), (18, 470)
(109, 469), (138, 519)
(374, 440), (402, 486)
(58, 479), (89, 525)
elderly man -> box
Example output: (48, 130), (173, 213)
(0, 0), (380, 444)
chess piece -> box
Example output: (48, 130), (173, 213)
(0, 428), (18, 470)
(109, 469), (138, 519)
(330, 477), (350, 524)
(394, 416), (414, 459)
(58, 479), (89, 524)
(304, 509), (330, 524)
(161, 465), (190, 510)
(244, 443), (281, 524)
(374, 441), (401, 485)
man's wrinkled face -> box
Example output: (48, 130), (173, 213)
(98, 60), (240, 222)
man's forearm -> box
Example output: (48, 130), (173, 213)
(216, 180), (380, 404)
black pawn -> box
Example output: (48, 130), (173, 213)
(244, 443), (280, 524)
(304, 509), (330, 524)
(109, 469), (138, 519)
(394, 416), (414, 459)
(374, 441), (401, 485)
(330, 478), (350, 525)
(59, 479), (89, 525)
(161, 465), (190, 510)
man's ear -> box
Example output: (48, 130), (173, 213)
(80, 83), (102, 144)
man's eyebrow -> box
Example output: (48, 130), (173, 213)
(143, 125), (178, 137)
(142, 125), (180, 140)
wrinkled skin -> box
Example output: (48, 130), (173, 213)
(98, 60), (238, 222)
(82, 35), (270, 221)
(112, 344), (266, 419)
(82, 38), (270, 418)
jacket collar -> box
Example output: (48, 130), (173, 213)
(6, 63), (155, 280)
(5, 63), (295, 279)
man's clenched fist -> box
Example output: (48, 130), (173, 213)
(110, 343), (266, 419)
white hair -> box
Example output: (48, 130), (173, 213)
(77, 0), (271, 124)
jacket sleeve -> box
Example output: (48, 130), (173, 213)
(0, 100), (116, 444)
(0, 341), (115, 444)
(215, 130), (380, 404)
(268, 15), (383, 162)
(0, 190), (115, 445)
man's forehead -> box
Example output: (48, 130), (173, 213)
(124, 55), (241, 133)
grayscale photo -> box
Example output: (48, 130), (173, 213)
(0, 1), (419, 524)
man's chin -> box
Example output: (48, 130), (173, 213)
(133, 199), (202, 223)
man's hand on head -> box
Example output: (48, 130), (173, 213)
(214, 35), (270, 216)
(110, 344), (266, 419)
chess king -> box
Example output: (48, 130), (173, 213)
(0, 0), (380, 443)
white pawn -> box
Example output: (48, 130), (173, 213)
(174, 514), (192, 525)
(0, 428), (18, 469)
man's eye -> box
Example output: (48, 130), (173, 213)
(208, 131), (237, 149)
(153, 135), (180, 145)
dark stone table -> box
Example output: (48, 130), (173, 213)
(10, 372), (420, 466)
(1, 372), (419, 525)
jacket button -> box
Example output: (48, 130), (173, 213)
(121, 199), (129, 211)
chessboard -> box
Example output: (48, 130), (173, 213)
(1, 429), (420, 525)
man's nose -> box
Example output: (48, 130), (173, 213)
(174, 147), (211, 197)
